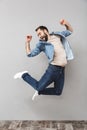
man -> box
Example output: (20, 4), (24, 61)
(14, 19), (74, 100)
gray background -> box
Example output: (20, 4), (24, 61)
(0, 0), (87, 120)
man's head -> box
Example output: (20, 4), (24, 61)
(35, 26), (49, 41)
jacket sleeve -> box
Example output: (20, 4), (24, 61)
(61, 30), (72, 37)
(27, 43), (42, 57)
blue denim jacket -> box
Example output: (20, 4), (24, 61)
(27, 30), (74, 63)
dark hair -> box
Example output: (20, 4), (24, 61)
(35, 26), (49, 32)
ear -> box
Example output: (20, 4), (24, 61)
(44, 29), (47, 33)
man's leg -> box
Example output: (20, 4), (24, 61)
(54, 67), (65, 95)
(22, 64), (54, 91)
(38, 67), (65, 95)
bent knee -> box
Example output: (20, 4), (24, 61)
(56, 91), (62, 96)
(37, 87), (44, 91)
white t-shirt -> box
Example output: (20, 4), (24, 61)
(47, 35), (67, 67)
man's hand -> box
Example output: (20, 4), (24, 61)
(60, 19), (73, 32)
(26, 35), (32, 43)
(60, 19), (65, 25)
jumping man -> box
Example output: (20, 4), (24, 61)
(14, 19), (74, 100)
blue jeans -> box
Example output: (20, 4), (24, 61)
(22, 64), (65, 95)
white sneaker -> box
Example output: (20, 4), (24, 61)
(14, 71), (28, 79)
(32, 91), (39, 101)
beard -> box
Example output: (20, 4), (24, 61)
(41, 33), (48, 41)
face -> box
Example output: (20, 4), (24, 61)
(36, 29), (48, 41)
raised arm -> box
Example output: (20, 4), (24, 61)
(25, 35), (42, 57)
(60, 19), (73, 32)
(25, 35), (32, 55)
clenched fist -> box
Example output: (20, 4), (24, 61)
(26, 35), (32, 43)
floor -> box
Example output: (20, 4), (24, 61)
(0, 121), (87, 130)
